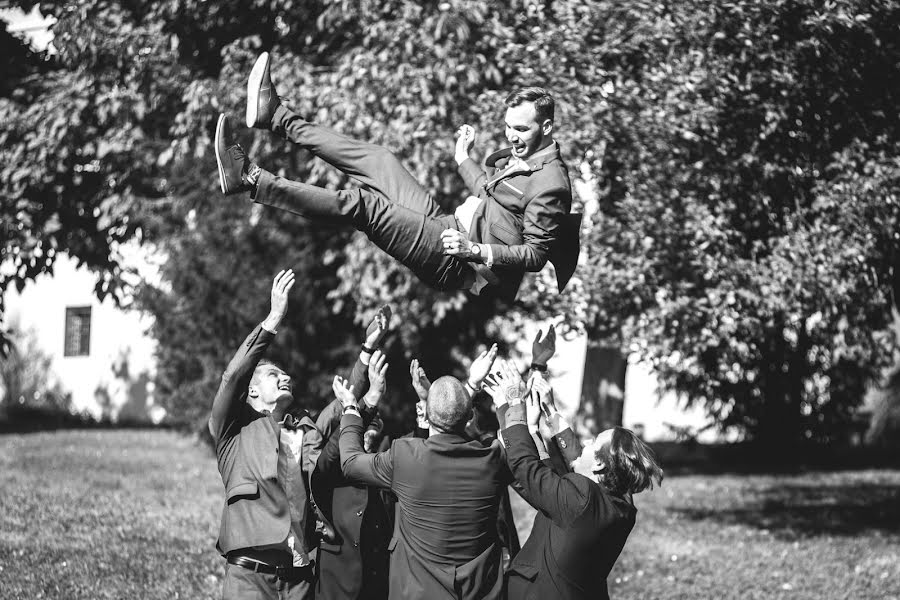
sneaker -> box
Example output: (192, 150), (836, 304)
(246, 52), (281, 129)
(214, 114), (250, 195)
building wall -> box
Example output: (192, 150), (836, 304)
(3, 251), (162, 422)
(511, 321), (717, 443)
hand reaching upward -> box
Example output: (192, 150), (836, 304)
(363, 350), (389, 408)
(262, 269), (295, 332)
(332, 375), (356, 410)
(468, 343), (498, 390)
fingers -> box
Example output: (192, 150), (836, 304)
(547, 325), (556, 342)
(540, 399), (553, 418)
(485, 343), (498, 365)
(275, 269), (295, 293)
(378, 363), (388, 379)
(410, 359), (418, 379)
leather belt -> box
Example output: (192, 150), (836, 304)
(227, 555), (314, 582)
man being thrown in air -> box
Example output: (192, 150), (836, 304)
(215, 52), (579, 302)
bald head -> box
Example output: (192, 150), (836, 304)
(426, 376), (472, 433)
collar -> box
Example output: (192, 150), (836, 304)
(484, 141), (560, 173)
(278, 410), (316, 431)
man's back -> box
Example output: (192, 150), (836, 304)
(390, 433), (507, 564)
(339, 414), (509, 600)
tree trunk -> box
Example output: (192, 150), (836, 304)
(576, 343), (626, 437)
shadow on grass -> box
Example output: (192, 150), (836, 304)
(673, 481), (900, 538)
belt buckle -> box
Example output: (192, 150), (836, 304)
(275, 565), (287, 579)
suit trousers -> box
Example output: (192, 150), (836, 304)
(222, 563), (313, 600)
(254, 105), (471, 291)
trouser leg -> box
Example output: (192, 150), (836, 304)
(222, 563), (279, 600)
(254, 170), (470, 291)
(270, 105), (444, 219)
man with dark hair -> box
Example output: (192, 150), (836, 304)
(487, 361), (664, 600)
(332, 355), (511, 600)
(209, 270), (384, 600)
(209, 269), (323, 600)
(214, 52), (579, 302)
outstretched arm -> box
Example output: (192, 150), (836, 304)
(332, 375), (394, 489)
(208, 269), (295, 446)
(455, 124), (485, 194)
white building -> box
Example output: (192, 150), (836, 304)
(2, 246), (164, 423)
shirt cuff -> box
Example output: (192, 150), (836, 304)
(483, 243), (494, 268)
(504, 402), (527, 427)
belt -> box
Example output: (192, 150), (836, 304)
(226, 555), (314, 582)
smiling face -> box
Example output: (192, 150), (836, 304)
(504, 101), (553, 160)
(248, 363), (293, 415)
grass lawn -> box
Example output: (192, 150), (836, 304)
(1, 430), (899, 599)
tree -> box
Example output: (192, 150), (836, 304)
(6, 0), (899, 445)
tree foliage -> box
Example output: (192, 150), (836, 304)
(3, 0), (899, 442)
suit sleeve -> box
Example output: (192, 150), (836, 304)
(340, 412), (394, 489)
(208, 324), (274, 447)
(488, 184), (570, 272)
(317, 399), (380, 474)
(546, 428), (581, 475)
(348, 356), (369, 400)
(502, 408), (592, 525)
(458, 157), (486, 195)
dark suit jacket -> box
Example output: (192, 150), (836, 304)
(501, 410), (636, 600)
(313, 396), (390, 600)
(458, 143), (576, 301)
(339, 415), (512, 600)
(208, 324), (322, 556)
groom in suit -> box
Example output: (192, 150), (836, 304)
(215, 52), (579, 302)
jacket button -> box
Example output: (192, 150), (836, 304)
(559, 439), (568, 449)
(356, 510), (363, 517)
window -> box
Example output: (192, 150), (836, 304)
(64, 306), (92, 357)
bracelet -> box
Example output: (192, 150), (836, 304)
(530, 363), (548, 373)
(361, 343), (376, 354)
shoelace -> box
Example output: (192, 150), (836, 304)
(228, 144), (246, 162)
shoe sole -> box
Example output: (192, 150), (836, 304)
(247, 52), (269, 128)
(214, 114), (228, 195)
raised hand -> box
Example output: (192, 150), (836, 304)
(415, 399), (429, 430)
(531, 325), (556, 370)
(331, 375), (356, 410)
(525, 385), (543, 430)
(263, 269), (295, 332)
(455, 123), (476, 164)
(530, 371), (557, 414)
(363, 350), (389, 408)
(483, 359), (526, 409)
(409, 359), (431, 403)
(364, 305), (392, 351)
(468, 343), (498, 389)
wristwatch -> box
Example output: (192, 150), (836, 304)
(471, 243), (482, 258)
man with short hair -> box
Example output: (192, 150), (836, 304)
(332, 359), (510, 600)
(215, 52), (578, 302)
(209, 269), (323, 600)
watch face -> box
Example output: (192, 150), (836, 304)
(472, 244), (481, 255)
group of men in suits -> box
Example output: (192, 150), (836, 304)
(209, 268), (664, 600)
(209, 52), (663, 600)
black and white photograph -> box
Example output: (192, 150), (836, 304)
(1, 1), (899, 599)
